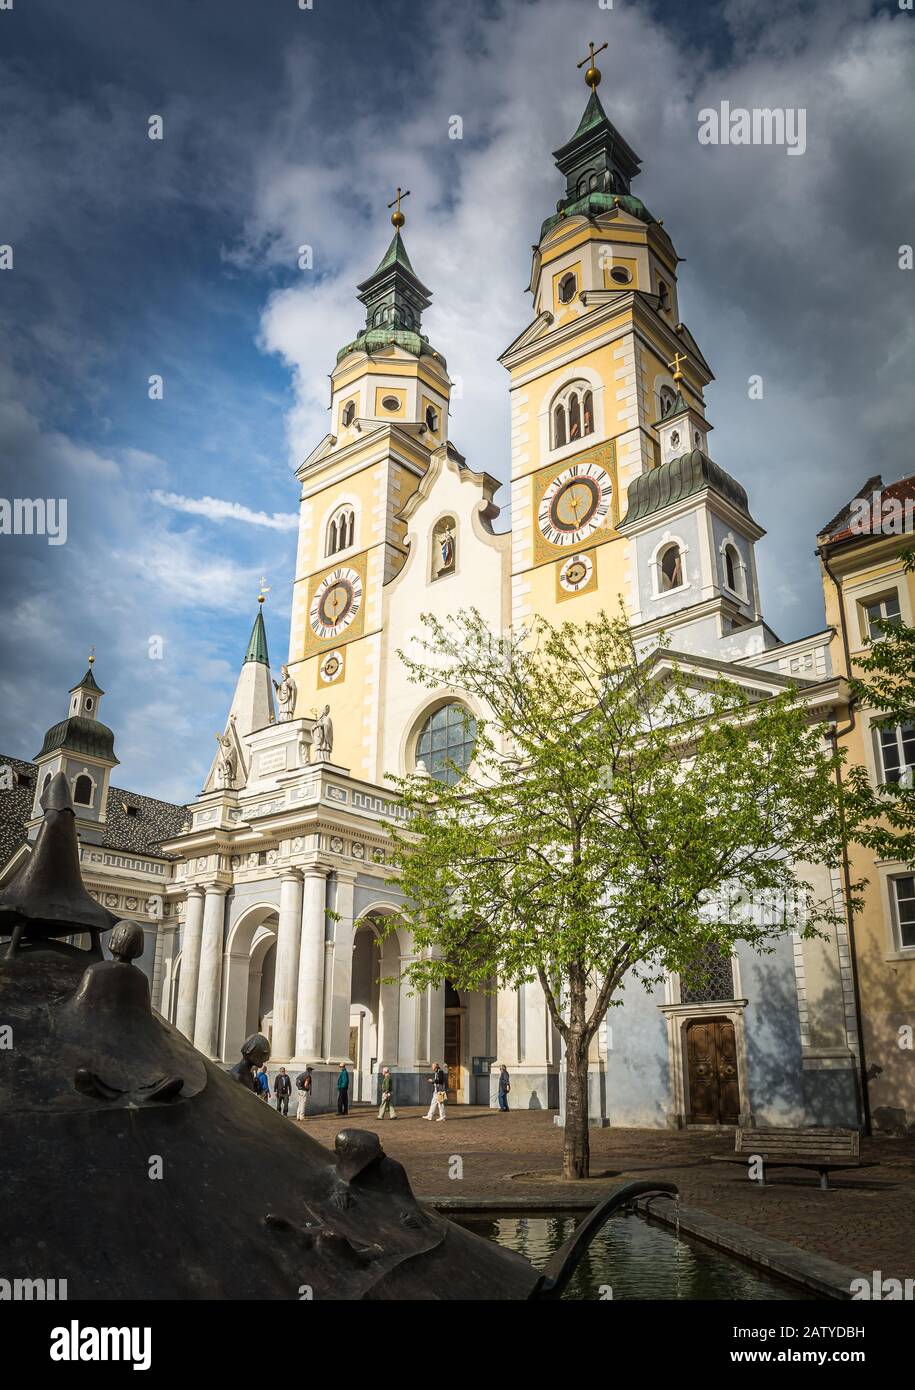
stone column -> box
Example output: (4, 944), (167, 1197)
(294, 868), (327, 1060)
(174, 887), (204, 1041)
(194, 885), (228, 1058)
(272, 870), (303, 1060)
(327, 872), (357, 1062)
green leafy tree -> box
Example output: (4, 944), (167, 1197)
(847, 550), (915, 863)
(383, 608), (851, 1179)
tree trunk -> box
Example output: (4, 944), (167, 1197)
(562, 1034), (590, 1180)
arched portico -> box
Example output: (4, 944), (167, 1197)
(222, 904), (279, 1063)
(349, 909), (411, 1100)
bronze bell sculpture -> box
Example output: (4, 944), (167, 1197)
(0, 771), (118, 959)
(0, 772), (674, 1299)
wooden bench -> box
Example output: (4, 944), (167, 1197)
(711, 1126), (862, 1190)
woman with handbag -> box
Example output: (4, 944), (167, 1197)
(423, 1063), (448, 1121)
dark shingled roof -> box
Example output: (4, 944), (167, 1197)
(620, 449), (750, 527)
(0, 753), (187, 868)
(70, 666), (103, 694)
(36, 716), (117, 763)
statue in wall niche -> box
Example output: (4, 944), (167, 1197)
(313, 704), (334, 761)
(273, 664), (297, 722)
(215, 730), (236, 789)
(432, 519), (456, 578)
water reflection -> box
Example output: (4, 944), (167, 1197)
(455, 1211), (813, 1301)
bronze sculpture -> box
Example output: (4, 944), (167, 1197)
(0, 775), (675, 1299)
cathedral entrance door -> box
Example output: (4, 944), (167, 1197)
(686, 1018), (740, 1124)
(444, 1013), (462, 1102)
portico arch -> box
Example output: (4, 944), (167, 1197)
(221, 903), (279, 1064)
(350, 908), (410, 1100)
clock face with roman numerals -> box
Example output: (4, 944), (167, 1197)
(309, 567), (363, 640)
(538, 462), (613, 547)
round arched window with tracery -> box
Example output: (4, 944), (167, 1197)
(415, 702), (477, 785)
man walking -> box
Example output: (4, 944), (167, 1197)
(255, 1063), (270, 1102)
(497, 1064), (511, 1112)
(295, 1066), (313, 1120)
(336, 1061), (350, 1116)
(274, 1066), (292, 1116)
(377, 1066), (397, 1120)
(423, 1062), (448, 1121)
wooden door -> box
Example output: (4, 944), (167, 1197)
(444, 1013), (461, 1100)
(686, 1019), (740, 1125)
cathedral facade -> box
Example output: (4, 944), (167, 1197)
(1, 73), (870, 1128)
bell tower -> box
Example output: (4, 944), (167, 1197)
(287, 193), (453, 781)
(500, 43), (714, 632)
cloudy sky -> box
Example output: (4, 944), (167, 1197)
(1, 0), (912, 802)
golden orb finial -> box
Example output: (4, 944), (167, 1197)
(88, 644), (96, 666)
(577, 40), (608, 90)
(387, 186), (410, 230)
(258, 576), (271, 606)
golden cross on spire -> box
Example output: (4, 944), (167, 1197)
(668, 351), (688, 383)
(577, 40), (608, 90)
(258, 577), (271, 606)
(387, 186), (411, 230)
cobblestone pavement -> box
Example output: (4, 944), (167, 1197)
(296, 1104), (915, 1280)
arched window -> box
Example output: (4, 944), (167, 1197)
(658, 385), (677, 419)
(568, 392), (581, 441)
(73, 774), (93, 807)
(724, 544), (740, 593)
(551, 380), (597, 449)
(657, 279), (670, 311)
(341, 401), (355, 428)
(659, 544), (684, 592)
(415, 702), (477, 786)
(425, 405), (439, 432)
(326, 505), (355, 556)
(557, 272), (577, 304)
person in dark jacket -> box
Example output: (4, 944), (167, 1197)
(255, 1064), (270, 1102)
(274, 1066), (292, 1116)
(336, 1062), (350, 1116)
(423, 1063), (447, 1121)
(497, 1064), (511, 1112)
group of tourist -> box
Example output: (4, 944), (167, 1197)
(251, 1060), (513, 1119)
(252, 1063), (314, 1119)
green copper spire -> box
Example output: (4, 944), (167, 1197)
(539, 70), (653, 240)
(244, 605), (270, 666)
(372, 229), (416, 277)
(337, 198), (446, 367)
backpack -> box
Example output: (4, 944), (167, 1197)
(295, 1073), (307, 1091)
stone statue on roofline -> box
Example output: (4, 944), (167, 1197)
(313, 704), (333, 761)
(273, 664), (297, 722)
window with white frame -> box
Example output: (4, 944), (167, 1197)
(326, 505), (355, 556)
(73, 773), (94, 806)
(551, 382), (595, 449)
(722, 542), (743, 596)
(890, 875), (915, 949)
(657, 384), (676, 420)
(877, 724), (915, 784)
(658, 542), (685, 592)
(862, 591), (901, 643)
